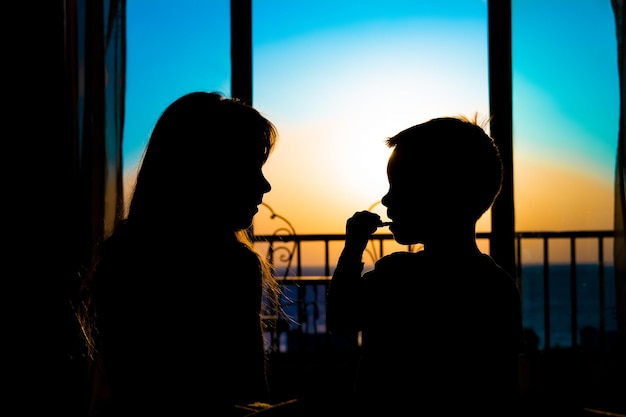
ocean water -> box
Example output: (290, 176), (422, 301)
(271, 263), (618, 352)
(520, 263), (618, 350)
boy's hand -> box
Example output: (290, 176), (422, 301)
(344, 210), (382, 253)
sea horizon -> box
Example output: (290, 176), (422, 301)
(271, 263), (618, 352)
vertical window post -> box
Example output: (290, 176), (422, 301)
(231, 0), (252, 104)
(488, 0), (516, 277)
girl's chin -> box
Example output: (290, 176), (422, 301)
(232, 219), (254, 231)
(222, 207), (258, 227)
(215, 216), (254, 233)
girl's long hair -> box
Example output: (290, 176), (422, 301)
(78, 91), (281, 359)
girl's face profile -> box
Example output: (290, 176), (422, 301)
(218, 148), (272, 232)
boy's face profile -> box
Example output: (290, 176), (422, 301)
(381, 144), (452, 246)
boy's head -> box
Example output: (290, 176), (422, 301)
(381, 116), (503, 244)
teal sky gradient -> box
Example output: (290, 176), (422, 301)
(512, 0), (619, 183)
(123, 0), (619, 235)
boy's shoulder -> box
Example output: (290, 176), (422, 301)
(374, 250), (425, 272)
(374, 251), (515, 282)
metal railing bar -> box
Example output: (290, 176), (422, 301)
(570, 236), (578, 347)
(256, 230), (614, 352)
(324, 240), (330, 276)
(599, 236), (606, 350)
(543, 236), (550, 349)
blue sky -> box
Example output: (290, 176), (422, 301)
(124, 0), (619, 241)
(512, 0), (618, 179)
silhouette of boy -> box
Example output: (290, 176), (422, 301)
(327, 116), (525, 416)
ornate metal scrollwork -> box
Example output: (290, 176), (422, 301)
(254, 203), (300, 353)
(257, 202), (298, 279)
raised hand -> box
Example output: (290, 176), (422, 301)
(344, 210), (382, 253)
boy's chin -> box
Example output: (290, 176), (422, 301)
(392, 232), (422, 246)
(389, 224), (426, 246)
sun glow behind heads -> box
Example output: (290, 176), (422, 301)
(253, 14), (490, 234)
(123, 0), (618, 261)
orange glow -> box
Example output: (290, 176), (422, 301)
(514, 157), (613, 232)
(122, 144), (614, 267)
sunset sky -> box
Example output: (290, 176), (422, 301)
(123, 0), (619, 250)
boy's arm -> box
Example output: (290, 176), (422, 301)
(326, 211), (382, 335)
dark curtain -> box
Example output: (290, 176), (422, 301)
(36, 0), (126, 415)
(611, 0), (626, 368)
(102, 0), (127, 239)
(7, 1), (125, 416)
(74, 0), (126, 264)
(71, 0), (127, 415)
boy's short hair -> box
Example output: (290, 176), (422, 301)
(386, 116), (503, 221)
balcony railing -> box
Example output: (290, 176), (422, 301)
(254, 230), (617, 354)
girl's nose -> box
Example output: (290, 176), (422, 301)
(261, 176), (271, 194)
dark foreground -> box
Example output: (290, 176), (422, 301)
(265, 345), (626, 417)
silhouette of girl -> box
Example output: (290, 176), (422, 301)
(80, 92), (282, 416)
